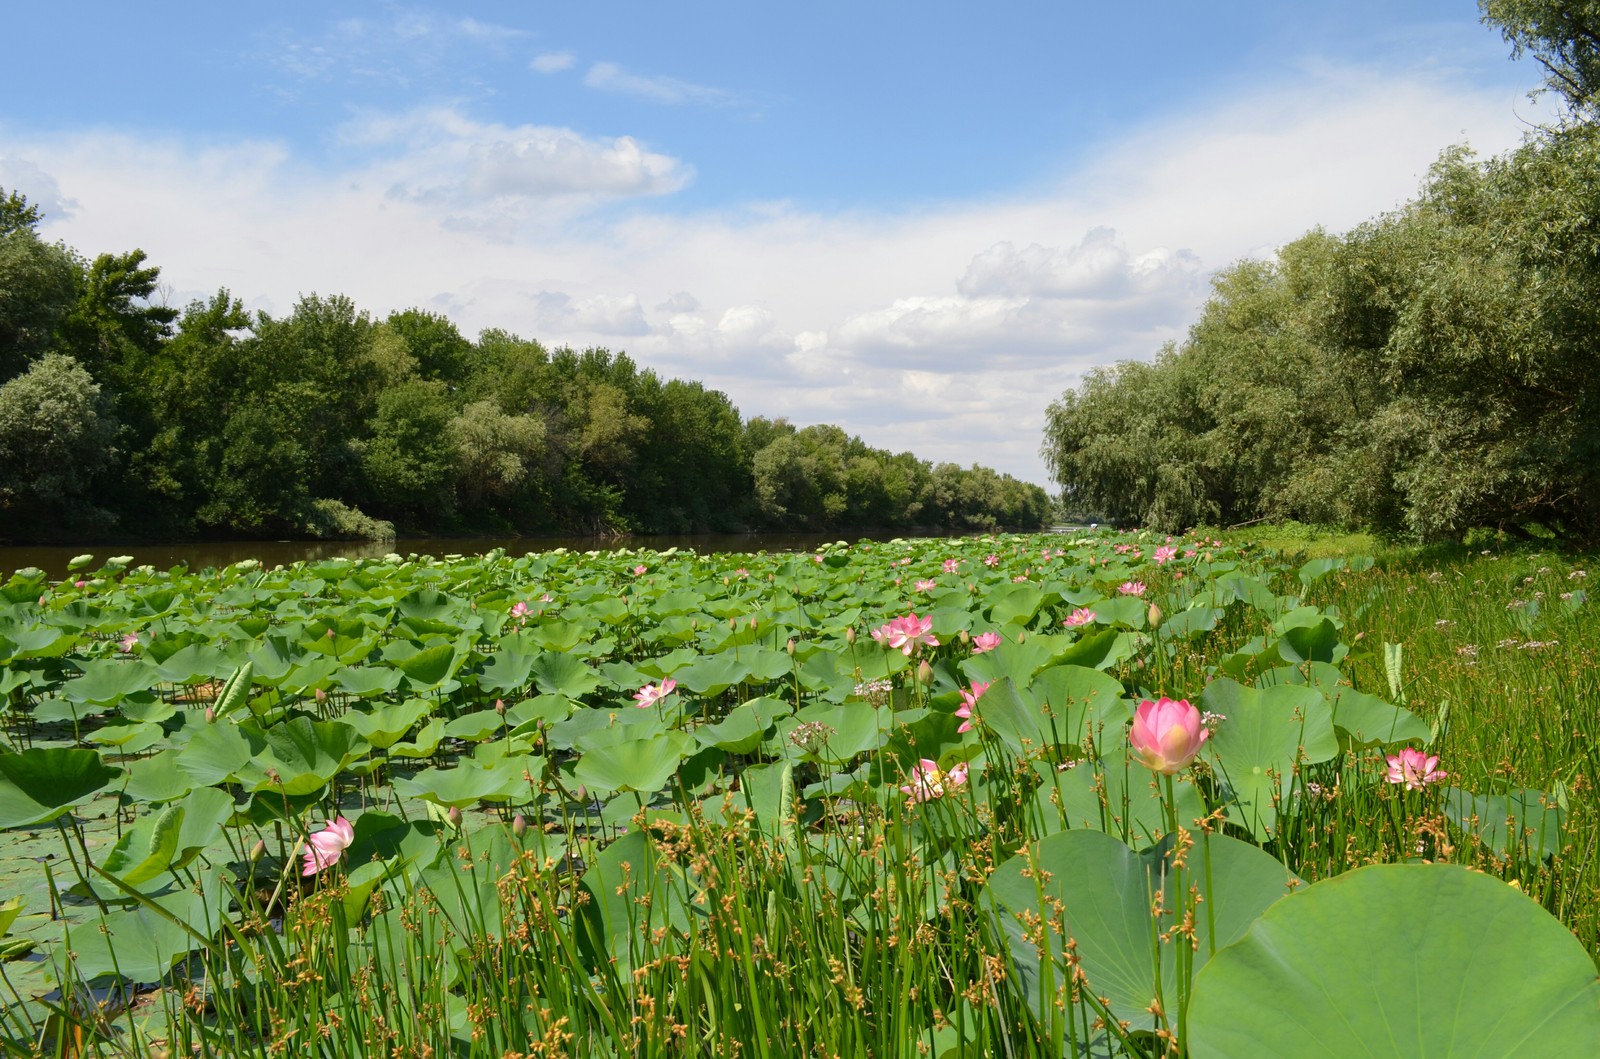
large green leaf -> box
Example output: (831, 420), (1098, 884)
(573, 732), (694, 794)
(1187, 864), (1600, 1057)
(1201, 679), (1338, 840)
(985, 828), (1298, 1033)
(62, 659), (158, 705)
(1442, 786), (1564, 863)
(0, 748), (125, 828)
(529, 651), (604, 698)
(392, 755), (536, 807)
(1035, 750), (1208, 844)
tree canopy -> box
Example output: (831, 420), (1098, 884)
(0, 192), (1048, 542)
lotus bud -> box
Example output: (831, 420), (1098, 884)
(786, 638), (796, 656)
(958, 629), (971, 645)
(249, 839), (267, 863)
(314, 687), (327, 704)
(730, 617), (738, 631)
(845, 627), (856, 645)
(74, 580), (86, 589)
(573, 785), (589, 804)
(205, 707), (216, 723)
(447, 806), (463, 828)
(512, 813), (528, 838)
(495, 698), (507, 716)
(1148, 602), (1163, 627)
(916, 660), (933, 686)
(749, 616), (758, 629)
(1017, 629), (1027, 644)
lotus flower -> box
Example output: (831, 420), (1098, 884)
(943, 558), (960, 573)
(1062, 608), (1097, 628)
(1154, 546), (1177, 565)
(954, 681), (990, 734)
(971, 631), (1002, 653)
(914, 579), (938, 592)
(900, 759), (969, 803)
(302, 816), (355, 876)
(1129, 697), (1209, 774)
(871, 613), (939, 656)
(1385, 748), (1447, 790)
(634, 678), (677, 708)
(1118, 581), (1147, 596)
(117, 633), (139, 653)
(510, 601), (530, 619)
(983, 554), (999, 567)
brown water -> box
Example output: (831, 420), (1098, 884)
(0, 532), (861, 580)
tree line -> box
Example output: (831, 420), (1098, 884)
(1041, 1), (1600, 541)
(0, 202), (1049, 543)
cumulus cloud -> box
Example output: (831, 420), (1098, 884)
(531, 52), (576, 74)
(583, 62), (740, 106)
(342, 107), (692, 219)
(533, 291), (651, 337)
(0, 156), (77, 221)
(11, 64), (1550, 483)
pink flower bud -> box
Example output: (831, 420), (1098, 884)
(1128, 697), (1209, 774)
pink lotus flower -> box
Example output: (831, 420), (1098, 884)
(954, 681), (990, 733)
(510, 601), (530, 619)
(971, 631), (1002, 653)
(900, 759), (969, 803)
(118, 633), (139, 654)
(634, 678), (678, 708)
(1385, 748), (1447, 790)
(1184, 549), (1197, 558)
(943, 558), (960, 574)
(1118, 581), (1147, 596)
(302, 816), (355, 877)
(1128, 697), (1209, 774)
(540, 593), (553, 603)
(983, 554), (999, 568)
(632, 564), (648, 576)
(871, 612), (939, 655)
(735, 568), (749, 578)
(915, 579), (938, 592)
(1012, 574), (1030, 583)
(1154, 546), (1177, 565)
(1062, 608), (1098, 627)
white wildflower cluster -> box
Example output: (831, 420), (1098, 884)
(789, 720), (836, 754)
(1569, 569), (1588, 580)
(1201, 711), (1227, 729)
(1456, 644), (1480, 661)
(852, 678), (894, 707)
(1434, 619), (1455, 629)
(1506, 599), (1528, 610)
(1519, 640), (1559, 652)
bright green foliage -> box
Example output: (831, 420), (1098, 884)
(0, 352), (119, 525)
(1043, 128), (1600, 541)
(1187, 863), (1600, 1057)
(1481, 0), (1600, 118)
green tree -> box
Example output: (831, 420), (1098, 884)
(1481, 0), (1600, 118)
(0, 353), (119, 531)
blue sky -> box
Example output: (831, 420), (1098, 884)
(0, 2), (1547, 485)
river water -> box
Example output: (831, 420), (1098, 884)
(0, 532), (884, 580)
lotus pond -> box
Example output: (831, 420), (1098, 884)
(0, 534), (1596, 1057)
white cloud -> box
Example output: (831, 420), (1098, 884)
(531, 52), (576, 74)
(0, 155), (78, 221)
(340, 107), (692, 221)
(12, 65), (1551, 485)
(533, 291), (651, 337)
(583, 62), (739, 107)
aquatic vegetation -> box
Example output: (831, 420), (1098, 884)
(0, 532), (1595, 1056)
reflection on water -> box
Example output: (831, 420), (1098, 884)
(0, 532), (877, 580)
